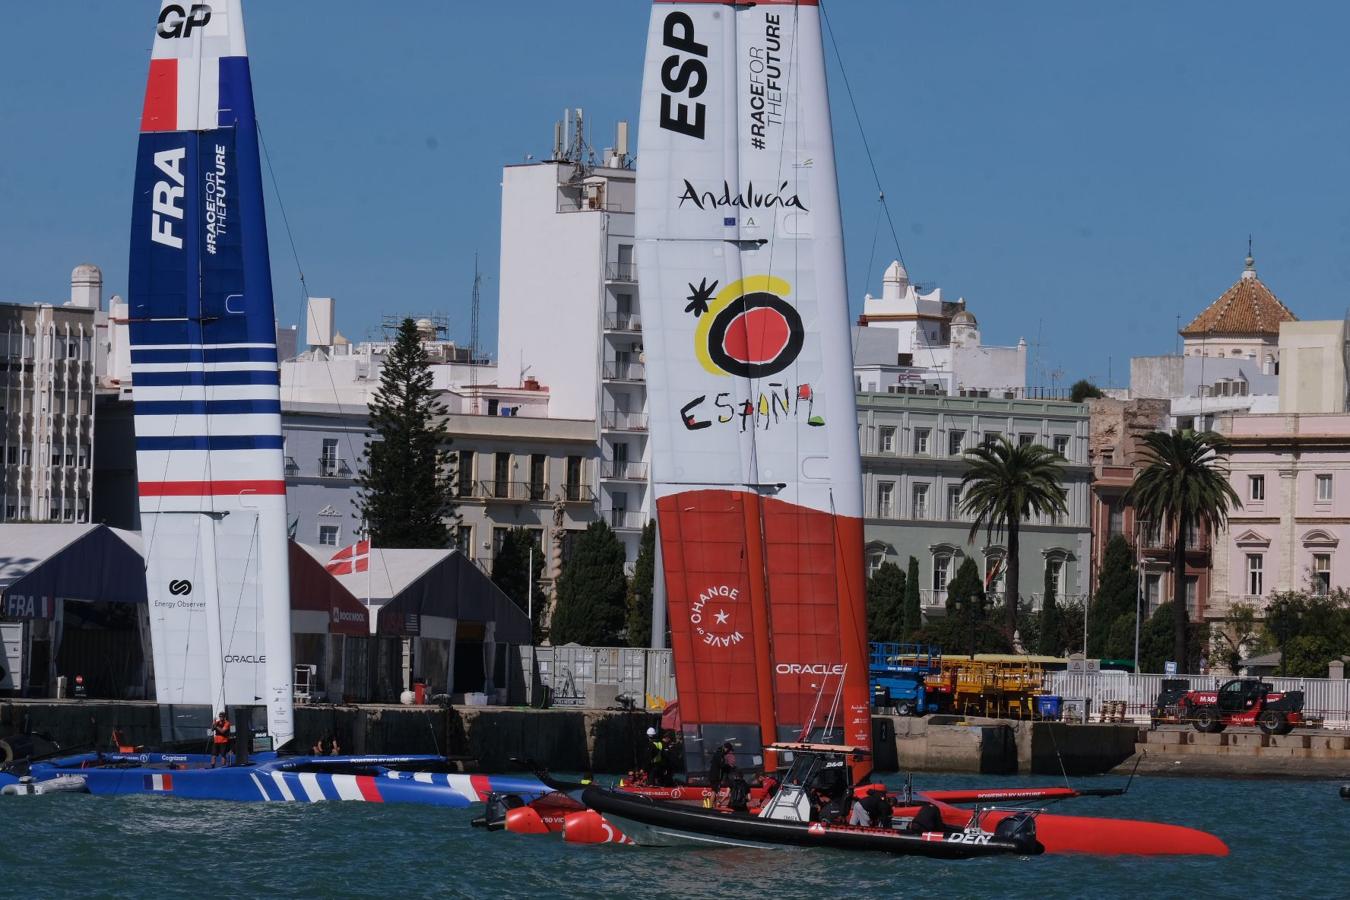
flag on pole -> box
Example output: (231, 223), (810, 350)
(326, 540), (370, 575)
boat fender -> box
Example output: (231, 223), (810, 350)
(562, 810), (634, 845)
(504, 805), (550, 835)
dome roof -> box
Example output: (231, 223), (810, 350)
(1180, 254), (1296, 338)
(71, 263), (102, 282)
(951, 310), (977, 326)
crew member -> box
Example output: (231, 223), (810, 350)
(643, 727), (666, 784)
(707, 741), (736, 789)
(727, 772), (751, 813)
(860, 787), (893, 828)
(110, 725), (137, 754)
(211, 710), (232, 766)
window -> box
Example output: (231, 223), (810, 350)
(492, 526), (512, 556)
(1185, 576), (1198, 617)
(1053, 435), (1069, 458)
(876, 482), (895, 518)
(1046, 559), (1063, 598)
(1313, 553), (1331, 595)
(1249, 475), (1265, 502)
(565, 455), (584, 500)
(866, 550), (886, 578)
(5, 447), (15, 465)
(318, 525), (339, 547)
(912, 483), (929, 519)
(1107, 499), (1123, 537)
(982, 431), (1001, 448)
(932, 555), (950, 592)
(529, 454), (546, 500)
(947, 485), (962, 520)
(456, 450), (474, 497)
(948, 430), (965, 456)
(1018, 433), (1035, 447)
(879, 426), (896, 453)
(320, 438), (339, 476)
(1316, 474), (1333, 502)
(1145, 574), (1162, 613)
(985, 556), (1006, 595)
(493, 452), (511, 498)
(1247, 554), (1264, 597)
(454, 525), (472, 553)
(914, 427), (931, 456)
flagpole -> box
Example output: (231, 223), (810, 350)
(527, 544), (534, 643)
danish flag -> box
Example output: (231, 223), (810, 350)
(326, 540), (370, 575)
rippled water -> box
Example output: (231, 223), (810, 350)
(3, 773), (1345, 899)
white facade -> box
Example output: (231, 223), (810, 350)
(854, 261), (1028, 398)
(1278, 320), (1350, 414)
(496, 142), (649, 561)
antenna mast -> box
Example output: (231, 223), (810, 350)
(469, 254), (482, 414)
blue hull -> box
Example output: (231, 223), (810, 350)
(24, 753), (547, 807)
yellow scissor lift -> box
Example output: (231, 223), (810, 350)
(937, 657), (1048, 719)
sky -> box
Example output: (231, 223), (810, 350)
(2, 1), (1348, 389)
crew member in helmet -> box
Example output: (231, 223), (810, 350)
(211, 711), (232, 766)
(643, 727), (666, 784)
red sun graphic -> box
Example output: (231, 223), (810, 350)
(706, 291), (804, 378)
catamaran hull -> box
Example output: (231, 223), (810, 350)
(926, 802), (1229, 857)
(579, 787), (1040, 858)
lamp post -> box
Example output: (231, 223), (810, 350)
(527, 544), (534, 644)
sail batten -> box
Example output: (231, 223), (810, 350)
(639, 0), (870, 774)
(130, 0), (293, 745)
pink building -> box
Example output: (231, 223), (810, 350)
(1211, 413), (1350, 615)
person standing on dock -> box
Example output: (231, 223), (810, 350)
(211, 711), (232, 767)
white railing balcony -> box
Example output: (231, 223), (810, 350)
(608, 510), (645, 531)
(602, 361), (645, 382)
(603, 311), (642, 332)
(602, 461), (649, 481)
(920, 589), (948, 608)
(601, 411), (648, 432)
(606, 262), (637, 283)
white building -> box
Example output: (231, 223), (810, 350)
(1, 265), (109, 523)
(495, 115), (649, 561)
(853, 261), (1029, 398)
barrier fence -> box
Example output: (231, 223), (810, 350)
(1044, 671), (1350, 729)
(517, 646), (675, 711)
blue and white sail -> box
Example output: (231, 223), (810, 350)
(129, 0), (293, 745)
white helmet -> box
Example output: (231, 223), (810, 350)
(646, 727), (658, 737)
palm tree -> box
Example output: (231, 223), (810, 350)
(1128, 429), (1241, 673)
(960, 437), (1069, 638)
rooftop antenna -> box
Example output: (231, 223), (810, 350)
(468, 254), (482, 414)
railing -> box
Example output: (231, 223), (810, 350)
(608, 510), (645, 530)
(920, 589), (948, 608)
(283, 456), (299, 477)
(561, 483), (597, 503)
(476, 479), (551, 502)
(603, 311), (642, 332)
(318, 458), (353, 479)
(602, 361), (645, 382)
(1045, 671), (1350, 729)
(601, 411), (648, 431)
(602, 461), (648, 480)
(606, 262), (637, 283)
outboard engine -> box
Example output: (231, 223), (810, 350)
(471, 792), (524, 830)
(993, 811), (1042, 854)
(1339, 784), (1349, 800)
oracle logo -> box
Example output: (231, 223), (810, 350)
(775, 663), (846, 676)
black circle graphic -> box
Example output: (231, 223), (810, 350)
(168, 579), (193, 596)
(706, 291), (805, 378)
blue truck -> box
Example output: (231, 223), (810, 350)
(868, 642), (946, 716)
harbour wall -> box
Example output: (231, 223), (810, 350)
(5, 700), (1348, 778)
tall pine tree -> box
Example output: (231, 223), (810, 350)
(625, 521), (657, 647)
(903, 556), (922, 637)
(355, 318), (457, 547)
(551, 520), (628, 646)
(1037, 563), (1060, 656)
(1088, 535), (1138, 657)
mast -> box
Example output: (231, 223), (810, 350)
(129, 0), (294, 746)
(637, 0), (871, 774)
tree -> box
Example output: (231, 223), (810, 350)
(550, 521), (628, 646)
(355, 318), (457, 547)
(1138, 602), (1209, 673)
(491, 528), (544, 641)
(1037, 562), (1060, 656)
(1070, 380), (1105, 403)
(946, 557), (989, 658)
(866, 562), (906, 642)
(1128, 430), (1240, 673)
(625, 521), (657, 648)
(961, 437), (1069, 638)
(1264, 590), (1350, 676)
(1212, 602), (1261, 675)
(1088, 535), (1139, 657)
(903, 556), (922, 638)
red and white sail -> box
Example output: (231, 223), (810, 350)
(638, 0), (870, 772)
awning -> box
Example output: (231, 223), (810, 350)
(0, 524), (147, 618)
(288, 541), (371, 636)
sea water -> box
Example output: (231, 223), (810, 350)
(2, 773), (1345, 899)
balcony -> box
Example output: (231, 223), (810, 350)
(602, 361), (645, 382)
(606, 262), (637, 283)
(601, 410), (648, 432)
(317, 458), (353, 479)
(284, 456), (299, 477)
(476, 479), (551, 503)
(561, 482), (597, 503)
(608, 510), (645, 531)
(603, 311), (642, 333)
(601, 461), (648, 481)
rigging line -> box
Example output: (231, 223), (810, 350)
(216, 514), (261, 715)
(255, 119), (307, 290)
(819, 0), (906, 271)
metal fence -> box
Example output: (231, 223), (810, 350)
(1045, 671), (1350, 729)
(517, 645), (675, 711)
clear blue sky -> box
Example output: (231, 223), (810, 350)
(2, 2), (1347, 389)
